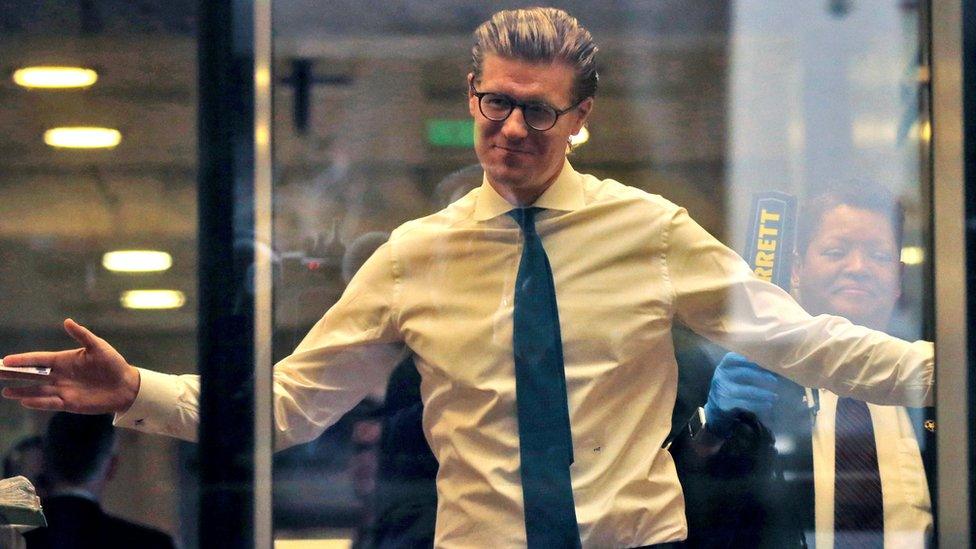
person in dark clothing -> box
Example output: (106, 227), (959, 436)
(3, 435), (47, 499)
(369, 357), (439, 549)
(668, 326), (783, 548)
(24, 413), (176, 549)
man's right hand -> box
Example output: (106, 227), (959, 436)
(0, 319), (140, 414)
(704, 352), (782, 438)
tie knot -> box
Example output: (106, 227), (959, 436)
(509, 207), (543, 234)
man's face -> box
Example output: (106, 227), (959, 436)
(794, 205), (903, 330)
(468, 54), (592, 205)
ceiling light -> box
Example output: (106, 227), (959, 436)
(901, 246), (925, 266)
(102, 250), (173, 273)
(569, 126), (589, 146)
(120, 290), (186, 310)
(44, 127), (121, 149)
(275, 538), (353, 549)
(13, 66), (98, 89)
(919, 120), (932, 143)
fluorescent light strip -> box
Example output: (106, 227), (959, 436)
(13, 66), (98, 89)
(44, 127), (121, 149)
(274, 539), (353, 549)
(120, 290), (185, 310)
(103, 250), (172, 273)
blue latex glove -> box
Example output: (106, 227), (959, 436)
(704, 352), (783, 438)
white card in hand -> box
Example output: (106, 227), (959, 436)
(0, 359), (51, 376)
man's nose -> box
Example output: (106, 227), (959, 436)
(500, 107), (530, 139)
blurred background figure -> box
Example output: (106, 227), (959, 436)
(3, 435), (46, 500)
(23, 413), (176, 549)
(430, 164), (484, 208)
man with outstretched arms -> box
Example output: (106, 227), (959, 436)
(1, 8), (932, 548)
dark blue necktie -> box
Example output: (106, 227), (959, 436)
(833, 397), (884, 548)
(509, 207), (581, 549)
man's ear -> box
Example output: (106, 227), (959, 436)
(570, 97), (594, 135)
(467, 73), (478, 117)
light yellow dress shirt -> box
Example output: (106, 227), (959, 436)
(116, 159), (933, 548)
(811, 391), (932, 548)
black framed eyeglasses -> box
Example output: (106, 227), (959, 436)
(470, 86), (583, 131)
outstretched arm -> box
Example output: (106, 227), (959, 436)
(667, 207), (933, 407)
(1, 241), (406, 449)
(0, 319), (140, 414)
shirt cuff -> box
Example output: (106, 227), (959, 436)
(113, 367), (197, 441)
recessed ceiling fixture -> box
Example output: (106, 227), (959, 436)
(43, 127), (121, 149)
(120, 290), (186, 310)
(901, 246), (925, 266)
(569, 126), (590, 146)
(102, 250), (172, 273)
(274, 538), (354, 549)
(13, 66), (98, 89)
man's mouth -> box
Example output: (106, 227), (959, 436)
(494, 144), (530, 155)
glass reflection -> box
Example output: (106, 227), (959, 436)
(268, 3), (932, 548)
(0, 2), (935, 548)
(671, 1), (932, 548)
(0, 1), (198, 547)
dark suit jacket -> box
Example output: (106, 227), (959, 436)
(370, 357), (438, 549)
(24, 495), (176, 549)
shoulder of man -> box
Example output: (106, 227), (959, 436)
(389, 190), (481, 242)
(575, 170), (681, 214)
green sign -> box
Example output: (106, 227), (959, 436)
(426, 119), (475, 148)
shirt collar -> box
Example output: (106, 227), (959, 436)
(472, 158), (585, 221)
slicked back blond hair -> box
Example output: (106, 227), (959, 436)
(471, 7), (599, 104)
